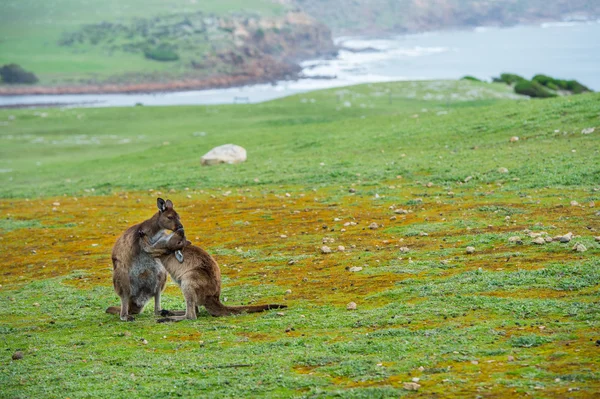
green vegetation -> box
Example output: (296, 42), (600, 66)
(514, 80), (557, 98)
(493, 72), (593, 98)
(461, 75), (482, 82)
(0, 63), (38, 84)
(144, 45), (180, 62)
(1, 80), (599, 397)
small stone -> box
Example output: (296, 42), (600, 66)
(412, 377), (420, 383)
(498, 167), (509, 173)
(426, 182), (434, 188)
(33, 302), (40, 307)
(369, 222), (379, 229)
(403, 382), (421, 391)
(594, 236), (600, 243)
(471, 360), (479, 365)
(338, 246), (345, 252)
(346, 302), (357, 310)
(419, 232), (428, 237)
(288, 259), (296, 265)
(389, 216), (397, 220)
(532, 237), (546, 245)
(570, 200), (579, 206)
(321, 246), (332, 254)
(558, 232), (573, 243)
(348, 266), (363, 272)
(277, 312), (285, 316)
(285, 289), (292, 295)
(507, 355), (515, 362)
(394, 209), (408, 214)
(508, 236), (522, 244)
(544, 236), (553, 243)
(12, 351), (24, 360)
(572, 243), (587, 252)
(466, 246), (475, 254)
(509, 136), (519, 142)
(141, 339), (148, 345)
(399, 247), (410, 253)
(464, 176), (473, 183)
(581, 127), (595, 134)
(348, 188), (356, 193)
(418, 366), (425, 371)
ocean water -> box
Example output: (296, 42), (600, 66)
(1, 21), (598, 108)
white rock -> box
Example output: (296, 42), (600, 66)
(201, 144), (247, 165)
(532, 237), (545, 245)
(570, 200), (579, 206)
(394, 209), (408, 214)
(369, 222), (379, 230)
(321, 246), (332, 254)
(572, 243), (587, 252)
(399, 247), (410, 253)
(346, 302), (357, 310)
(508, 236), (522, 244)
(403, 382), (421, 391)
(466, 246), (475, 254)
(581, 127), (595, 134)
(509, 136), (519, 142)
(348, 266), (363, 272)
(337, 245), (346, 252)
(558, 233), (573, 243)
(498, 167), (509, 174)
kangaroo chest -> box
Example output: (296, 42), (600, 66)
(129, 252), (166, 304)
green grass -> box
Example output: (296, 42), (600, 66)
(1, 80), (599, 397)
(0, 80), (598, 199)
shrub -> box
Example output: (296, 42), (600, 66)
(0, 64), (39, 84)
(514, 80), (557, 98)
(144, 45), (179, 62)
(493, 73), (526, 85)
(532, 74), (592, 94)
(461, 76), (482, 82)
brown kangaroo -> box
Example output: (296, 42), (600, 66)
(106, 198), (183, 321)
(138, 228), (287, 322)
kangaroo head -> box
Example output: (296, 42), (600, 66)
(164, 228), (191, 252)
(156, 198), (183, 231)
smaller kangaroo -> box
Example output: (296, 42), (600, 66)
(139, 229), (287, 321)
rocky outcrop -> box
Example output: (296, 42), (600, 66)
(201, 144), (247, 166)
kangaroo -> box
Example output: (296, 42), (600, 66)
(138, 228), (287, 322)
(106, 198), (183, 321)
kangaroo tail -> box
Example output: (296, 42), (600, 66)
(204, 296), (287, 317)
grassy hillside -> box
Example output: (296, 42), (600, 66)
(1, 81), (599, 397)
(0, 0), (334, 88)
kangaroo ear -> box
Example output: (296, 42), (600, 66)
(186, 240), (192, 246)
(157, 198), (166, 212)
(165, 199), (174, 210)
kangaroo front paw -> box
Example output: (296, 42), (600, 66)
(121, 315), (135, 322)
(160, 309), (174, 317)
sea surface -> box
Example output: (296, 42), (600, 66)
(1, 21), (599, 108)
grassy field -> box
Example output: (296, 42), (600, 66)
(1, 80), (599, 397)
(0, 0), (286, 84)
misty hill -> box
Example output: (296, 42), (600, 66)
(295, 0), (600, 34)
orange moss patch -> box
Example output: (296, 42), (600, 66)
(0, 184), (597, 310)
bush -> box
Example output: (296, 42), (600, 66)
(0, 64), (38, 84)
(461, 76), (482, 82)
(514, 80), (557, 98)
(493, 73), (526, 85)
(144, 45), (179, 62)
(532, 74), (591, 94)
